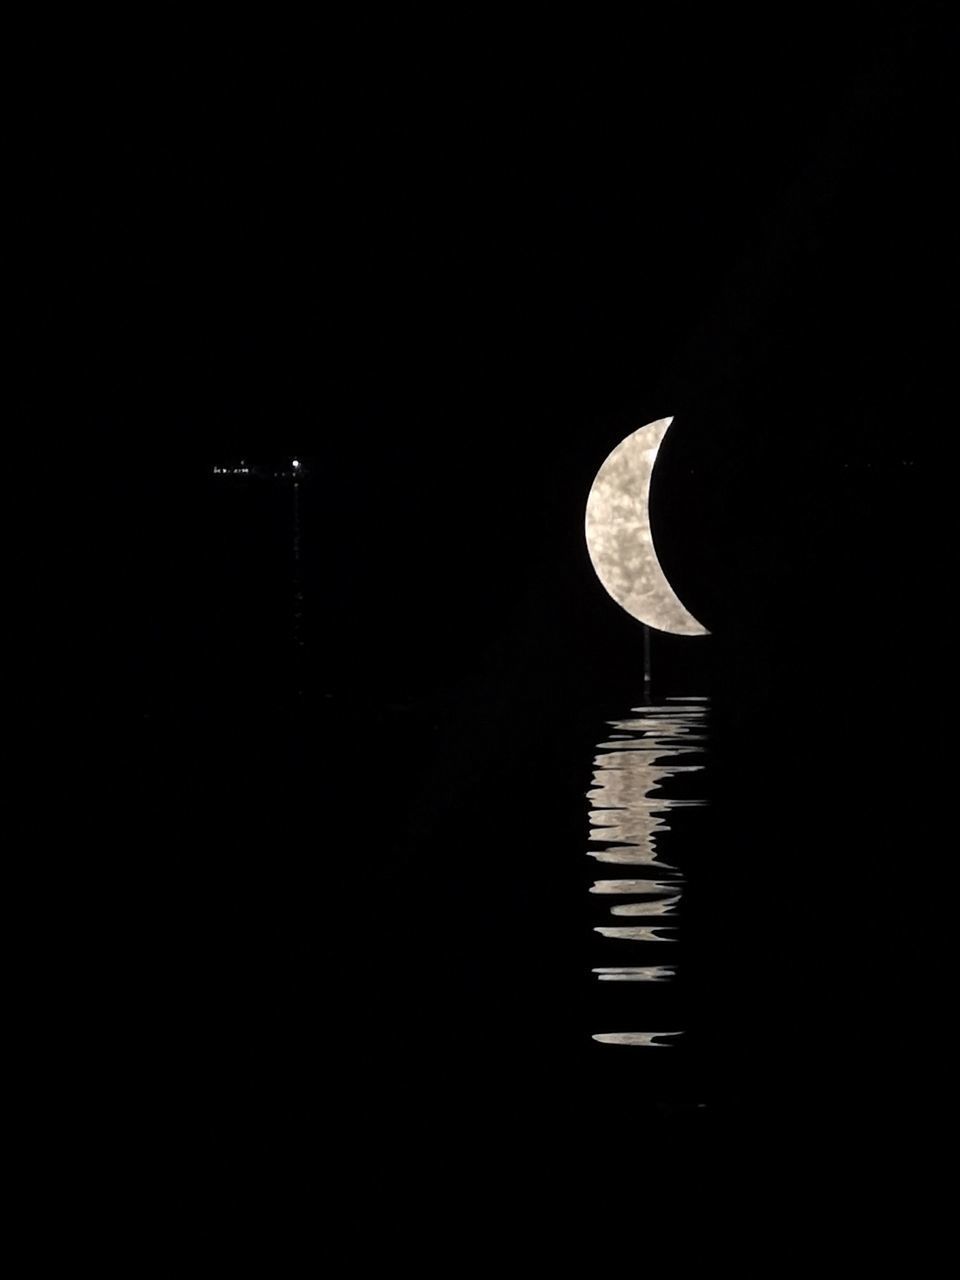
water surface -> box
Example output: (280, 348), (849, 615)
(588, 698), (708, 1047)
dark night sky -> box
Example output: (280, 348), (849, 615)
(30, 6), (946, 702)
(24, 5), (957, 1182)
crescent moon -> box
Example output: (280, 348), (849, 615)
(584, 416), (709, 636)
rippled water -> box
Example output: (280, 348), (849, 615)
(592, 1032), (683, 1047)
(592, 966), (675, 982)
(588, 697), (708, 1047)
(594, 926), (676, 942)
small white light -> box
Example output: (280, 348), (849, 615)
(292, 458), (300, 470)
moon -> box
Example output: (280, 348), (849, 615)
(584, 416), (708, 636)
